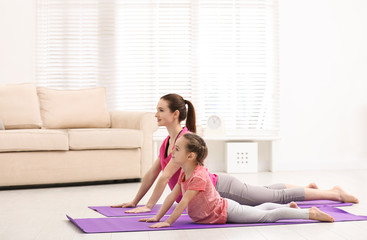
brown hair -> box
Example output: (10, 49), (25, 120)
(161, 93), (196, 133)
(182, 133), (208, 166)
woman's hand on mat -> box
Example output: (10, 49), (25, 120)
(149, 222), (171, 228)
(126, 205), (152, 213)
(111, 201), (137, 208)
(139, 216), (159, 223)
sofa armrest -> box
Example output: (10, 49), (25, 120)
(109, 111), (158, 176)
(109, 111), (157, 131)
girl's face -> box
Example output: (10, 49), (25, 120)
(155, 99), (177, 127)
(171, 137), (189, 166)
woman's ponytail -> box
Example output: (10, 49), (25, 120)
(161, 94), (197, 133)
(184, 99), (196, 133)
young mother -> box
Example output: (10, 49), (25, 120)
(112, 94), (358, 213)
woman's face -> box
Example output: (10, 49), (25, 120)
(155, 99), (177, 127)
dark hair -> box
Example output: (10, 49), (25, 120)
(182, 133), (208, 166)
(161, 93), (196, 133)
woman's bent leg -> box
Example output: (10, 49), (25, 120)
(304, 186), (358, 203)
(265, 183), (287, 190)
(216, 174), (305, 206)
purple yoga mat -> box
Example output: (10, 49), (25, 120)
(295, 200), (354, 208)
(89, 200), (352, 217)
(89, 204), (186, 217)
(67, 206), (367, 233)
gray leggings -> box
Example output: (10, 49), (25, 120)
(226, 198), (309, 223)
(215, 174), (305, 206)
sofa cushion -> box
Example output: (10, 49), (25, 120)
(37, 87), (111, 129)
(0, 129), (68, 152)
(0, 83), (43, 129)
(68, 128), (143, 150)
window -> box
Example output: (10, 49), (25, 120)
(36, 0), (279, 136)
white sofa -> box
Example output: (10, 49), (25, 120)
(0, 83), (158, 187)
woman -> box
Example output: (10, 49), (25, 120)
(112, 93), (358, 213)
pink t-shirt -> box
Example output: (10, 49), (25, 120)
(178, 165), (228, 224)
(159, 127), (218, 202)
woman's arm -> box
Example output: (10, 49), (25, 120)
(139, 183), (182, 223)
(111, 157), (161, 208)
(145, 160), (181, 208)
(148, 189), (199, 228)
(126, 160), (181, 213)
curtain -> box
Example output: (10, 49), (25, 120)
(36, 0), (279, 135)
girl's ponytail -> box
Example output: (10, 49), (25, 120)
(182, 133), (208, 166)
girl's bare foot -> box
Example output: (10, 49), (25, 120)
(307, 182), (319, 189)
(309, 207), (334, 222)
(289, 202), (300, 209)
(332, 186), (359, 203)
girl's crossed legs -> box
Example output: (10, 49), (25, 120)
(226, 199), (334, 223)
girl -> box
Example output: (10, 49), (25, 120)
(139, 133), (335, 228)
(112, 93), (358, 213)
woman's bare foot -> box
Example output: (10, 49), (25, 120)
(309, 207), (334, 222)
(332, 186), (359, 203)
(307, 182), (319, 189)
(289, 202), (300, 209)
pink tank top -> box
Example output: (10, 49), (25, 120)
(159, 127), (218, 202)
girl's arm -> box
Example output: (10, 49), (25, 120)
(128, 160), (181, 213)
(149, 189), (199, 228)
(139, 183), (182, 223)
(111, 157), (161, 208)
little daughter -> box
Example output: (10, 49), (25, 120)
(139, 133), (335, 228)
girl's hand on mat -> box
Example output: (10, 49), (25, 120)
(111, 201), (136, 208)
(126, 206), (151, 213)
(139, 216), (159, 222)
(149, 222), (170, 228)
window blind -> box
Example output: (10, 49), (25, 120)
(36, 0), (279, 136)
(36, 0), (101, 89)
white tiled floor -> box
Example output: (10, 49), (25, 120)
(1, 170), (367, 240)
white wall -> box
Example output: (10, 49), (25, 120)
(277, 0), (367, 170)
(1, 0), (367, 171)
(0, 0), (36, 85)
